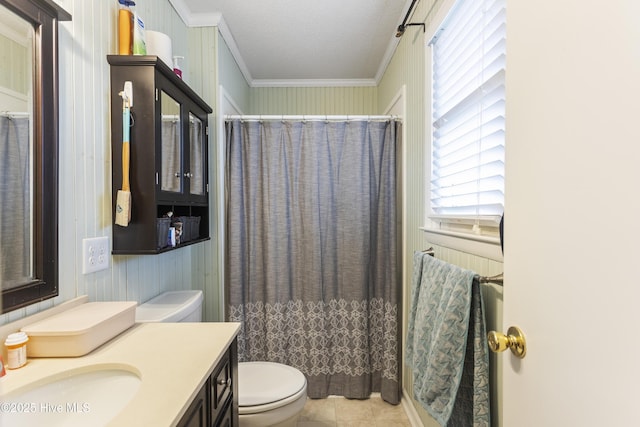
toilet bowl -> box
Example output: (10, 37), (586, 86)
(238, 361), (307, 427)
(135, 290), (307, 427)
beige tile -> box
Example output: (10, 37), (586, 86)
(298, 398), (337, 423)
(369, 397), (410, 422)
(334, 398), (374, 421)
(374, 421), (412, 427)
(297, 421), (337, 427)
(336, 421), (373, 427)
(298, 396), (411, 427)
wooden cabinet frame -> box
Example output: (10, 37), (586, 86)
(108, 55), (212, 255)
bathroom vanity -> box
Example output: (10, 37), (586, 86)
(178, 334), (237, 427)
(0, 322), (240, 426)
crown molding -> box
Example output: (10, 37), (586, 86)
(251, 79), (378, 88)
(170, 1), (255, 85)
(375, 0), (417, 83)
(215, 16), (255, 86)
(169, 0), (397, 88)
(168, 0), (193, 25)
(169, 0), (222, 26)
(375, 29), (402, 84)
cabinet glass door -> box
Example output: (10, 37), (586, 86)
(160, 90), (182, 193)
(189, 112), (205, 196)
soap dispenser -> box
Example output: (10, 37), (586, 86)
(172, 55), (184, 79)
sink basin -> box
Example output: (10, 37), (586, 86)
(1, 364), (141, 427)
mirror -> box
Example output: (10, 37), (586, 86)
(0, 0), (71, 313)
(160, 90), (182, 193)
(189, 112), (204, 196)
(0, 6), (33, 295)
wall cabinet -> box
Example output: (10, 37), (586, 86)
(177, 338), (239, 427)
(108, 55), (212, 254)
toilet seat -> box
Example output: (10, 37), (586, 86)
(238, 362), (307, 415)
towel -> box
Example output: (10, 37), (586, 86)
(406, 251), (490, 426)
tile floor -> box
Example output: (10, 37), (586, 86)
(294, 395), (412, 427)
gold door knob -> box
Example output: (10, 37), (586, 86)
(487, 326), (526, 358)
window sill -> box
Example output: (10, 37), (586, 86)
(420, 227), (503, 262)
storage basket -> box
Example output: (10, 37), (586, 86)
(187, 216), (201, 241)
(156, 217), (171, 249)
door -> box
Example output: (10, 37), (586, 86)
(157, 83), (209, 204)
(159, 88), (184, 197)
(502, 1), (640, 426)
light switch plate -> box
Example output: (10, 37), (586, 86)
(82, 236), (109, 274)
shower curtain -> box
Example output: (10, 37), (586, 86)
(225, 118), (401, 404)
(0, 115), (31, 288)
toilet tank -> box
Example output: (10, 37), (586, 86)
(135, 290), (203, 323)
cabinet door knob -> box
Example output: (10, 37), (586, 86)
(174, 172), (181, 178)
(184, 172), (193, 178)
(217, 378), (231, 386)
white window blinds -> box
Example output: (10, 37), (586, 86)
(430, 0), (506, 219)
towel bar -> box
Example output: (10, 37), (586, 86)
(478, 273), (503, 286)
(422, 247), (504, 286)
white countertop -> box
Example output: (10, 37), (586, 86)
(0, 322), (240, 427)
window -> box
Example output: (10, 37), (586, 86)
(427, 0), (506, 235)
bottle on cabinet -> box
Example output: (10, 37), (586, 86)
(173, 55), (183, 79)
(117, 0), (135, 55)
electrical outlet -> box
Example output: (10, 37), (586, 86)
(82, 236), (109, 274)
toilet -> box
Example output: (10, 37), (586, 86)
(237, 361), (307, 427)
(135, 290), (308, 427)
(135, 290), (203, 322)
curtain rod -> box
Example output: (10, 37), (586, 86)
(0, 111), (29, 118)
(396, 0), (425, 37)
(224, 115), (400, 122)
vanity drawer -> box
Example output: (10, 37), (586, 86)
(211, 349), (232, 421)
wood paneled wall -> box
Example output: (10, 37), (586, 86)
(377, 0), (504, 425)
(0, 0), (211, 324)
(249, 86), (377, 115)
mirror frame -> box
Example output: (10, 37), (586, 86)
(0, 0), (70, 313)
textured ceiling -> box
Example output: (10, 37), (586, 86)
(169, 0), (414, 87)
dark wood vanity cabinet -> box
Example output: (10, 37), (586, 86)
(107, 55), (212, 255)
(210, 340), (237, 426)
(178, 338), (239, 427)
(177, 383), (208, 427)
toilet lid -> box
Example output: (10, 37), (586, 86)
(238, 362), (307, 407)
